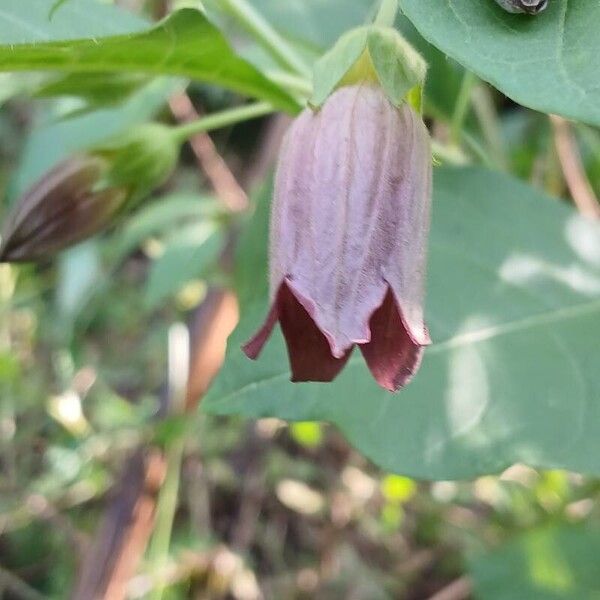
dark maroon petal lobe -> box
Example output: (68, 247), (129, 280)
(242, 299), (280, 360)
(243, 282), (352, 383)
(359, 288), (426, 392)
(278, 284), (353, 382)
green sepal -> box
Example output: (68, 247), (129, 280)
(93, 122), (180, 207)
(311, 25), (427, 109)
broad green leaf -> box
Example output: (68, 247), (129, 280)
(470, 525), (600, 599)
(144, 222), (222, 309)
(204, 167), (600, 480)
(0, 0), (145, 43)
(35, 72), (151, 108)
(399, 0), (600, 126)
(0, 9), (298, 113)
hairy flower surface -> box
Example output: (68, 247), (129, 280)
(244, 85), (432, 392)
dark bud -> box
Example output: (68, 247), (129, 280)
(0, 156), (126, 262)
(0, 123), (179, 263)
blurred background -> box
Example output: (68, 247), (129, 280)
(1, 0), (600, 599)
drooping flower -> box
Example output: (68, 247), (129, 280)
(243, 85), (432, 392)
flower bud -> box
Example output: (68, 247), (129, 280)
(0, 123), (179, 262)
(0, 156), (126, 262)
(243, 85), (432, 392)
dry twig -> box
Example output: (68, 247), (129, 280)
(551, 115), (600, 219)
(426, 576), (473, 600)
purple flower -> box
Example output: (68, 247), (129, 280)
(243, 85), (432, 392)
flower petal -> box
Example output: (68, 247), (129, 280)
(271, 85), (431, 354)
(242, 300), (279, 360)
(243, 282), (352, 383)
(278, 283), (353, 382)
(359, 288), (425, 392)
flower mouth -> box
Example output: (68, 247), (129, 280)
(243, 281), (428, 392)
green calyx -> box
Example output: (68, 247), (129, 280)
(311, 25), (426, 111)
(93, 122), (180, 207)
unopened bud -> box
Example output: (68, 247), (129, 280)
(0, 156), (126, 262)
(0, 123), (179, 262)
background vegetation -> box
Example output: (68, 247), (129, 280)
(0, 0), (599, 598)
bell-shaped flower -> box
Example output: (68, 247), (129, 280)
(243, 85), (432, 392)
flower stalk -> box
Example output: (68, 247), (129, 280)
(219, 0), (311, 78)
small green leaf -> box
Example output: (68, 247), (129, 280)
(0, 9), (299, 113)
(312, 25), (426, 107)
(312, 27), (369, 106)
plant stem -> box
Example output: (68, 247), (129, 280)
(170, 101), (275, 144)
(451, 70), (477, 143)
(220, 0), (311, 78)
(266, 70), (313, 98)
(471, 85), (508, 169)
(147, 438), (185, 600)
(374, 0), (399, 26)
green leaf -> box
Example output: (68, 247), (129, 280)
(144, 222), (222, 310)
(0, 8), (299, 113)
(470, 525), (600, 599)
(0, 0), (146, 42)
(204, 167), (600, 480)
(399, 0), (600, 126)
(35, 72), (151, 107)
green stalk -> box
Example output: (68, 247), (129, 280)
(170, 101), (275, 144)
(266, 70), (313, 99)
(220, 0), (311, 78)
(471, 85), (508, 169)
(374, 0), (399, 26)
(451, 70), (477, 144)
(147, 438), (185, 600)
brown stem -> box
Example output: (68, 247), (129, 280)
(426, 576), (473, 600)
(169, 93), (249, 214)
(551, 115), (600, 219)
